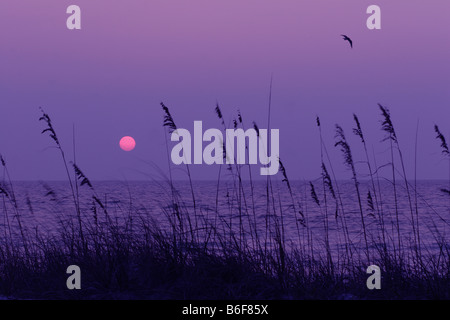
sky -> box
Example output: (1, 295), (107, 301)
(0, 0), (449, 181)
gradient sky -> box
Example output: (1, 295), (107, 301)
(0, 0), (449, 181)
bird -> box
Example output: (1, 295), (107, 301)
(341, 34), (353, 48)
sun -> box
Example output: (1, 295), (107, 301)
(119, 136), (136, 152)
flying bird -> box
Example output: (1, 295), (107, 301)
(341, 34), (353, 48)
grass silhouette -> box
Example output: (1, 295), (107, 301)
(0, 104), (448, 300)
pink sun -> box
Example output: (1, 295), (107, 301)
(119, 136), (136, 152)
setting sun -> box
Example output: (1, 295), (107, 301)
(119, 136), (136, 151)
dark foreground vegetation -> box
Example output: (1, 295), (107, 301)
(0, 104), (449, 299)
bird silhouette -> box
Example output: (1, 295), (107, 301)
(341, 34), (353, 48)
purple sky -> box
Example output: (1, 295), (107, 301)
(0, 0), (449, 181)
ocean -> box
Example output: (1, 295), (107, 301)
(2, 179), (449, 259)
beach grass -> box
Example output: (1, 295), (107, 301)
(0, 105), (449, 300)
